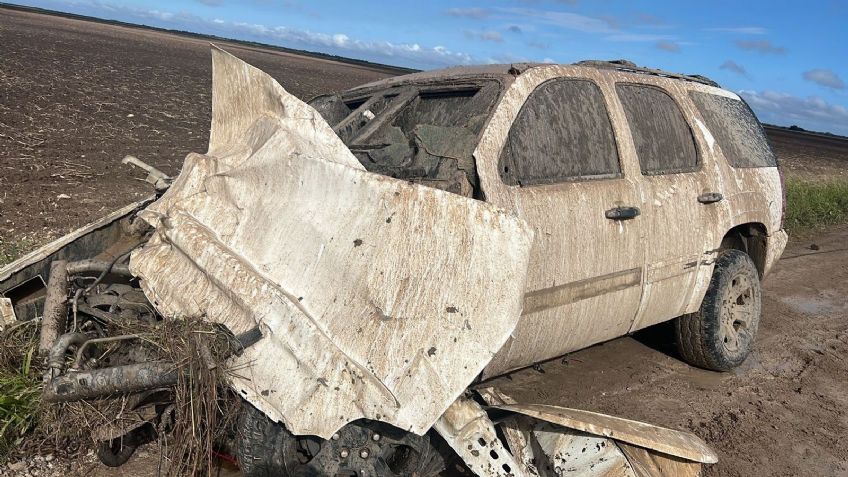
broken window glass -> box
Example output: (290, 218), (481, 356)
(321, 82), (501, 198)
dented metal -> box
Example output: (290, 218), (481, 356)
(129, 47), (534, 440)
(0, 48), (797, 476)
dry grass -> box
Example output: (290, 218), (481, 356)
(1, 315), (240, 474)
(0, 319), (42, 460)
(0, 237), (42, 268)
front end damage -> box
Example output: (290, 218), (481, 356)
(0, 48), (717, 475)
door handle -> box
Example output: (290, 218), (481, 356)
(697, 192), (724, 204)
(605, 206), (641, 220)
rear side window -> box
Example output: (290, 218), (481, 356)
(617, 84), (699, 175)
(499, 79), (620, 186)
(690, 92), (777, 168)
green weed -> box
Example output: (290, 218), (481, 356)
(784, 179), (848, 235)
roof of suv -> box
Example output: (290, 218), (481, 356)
(347, 60), (720, 96)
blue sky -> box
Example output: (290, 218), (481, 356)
(13, 0), (848, 135)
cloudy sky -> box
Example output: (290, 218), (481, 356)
(14, 0), (848, 135)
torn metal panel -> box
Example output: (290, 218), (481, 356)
(477, 388), (710, 476)
(0, 198), (151, 286)
(0, 198), (152, 321)
(533, 424), (636, 477)
(617, 443), (702, 477)
(129, 48), (534, 440)
(492, 403), (718, 464)
(433, 397), (527, 477)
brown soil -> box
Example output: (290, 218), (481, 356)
(2, 7), (847, 477)
(0, 7), (392, 259)
(765, 126), (848, 181)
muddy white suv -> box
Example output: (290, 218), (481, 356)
(312, 59), (788, 376)
(0, 51), (786, 476)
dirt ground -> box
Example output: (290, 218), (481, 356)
(764, 126), (848, 181)
(0, 7), (393, 260)
(1, 7), (847, 477)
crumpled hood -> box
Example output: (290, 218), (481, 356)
(129, 47), (534, 439)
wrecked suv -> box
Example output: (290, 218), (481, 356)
(0, 49), (786, 476)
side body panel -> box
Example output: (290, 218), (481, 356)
(673, 83), (784, 316)
(478, 66), (646, 378)
(479, 66), (786, 375)
(608, 79), (731, 331)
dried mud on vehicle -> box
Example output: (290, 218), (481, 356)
(0, 48), (726, 476)
(1, 9), (847, 477)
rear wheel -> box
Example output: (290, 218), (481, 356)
(237, 402), (448, 477)
(675, 249), (762, 371)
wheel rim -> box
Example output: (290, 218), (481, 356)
(282, 421), (433, 477)
(719, 273), (756, 353)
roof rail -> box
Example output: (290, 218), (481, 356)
(575, 59), (720, 88)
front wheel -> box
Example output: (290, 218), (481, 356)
(675, 249), (762, 371)
(237, 402), (449, 477)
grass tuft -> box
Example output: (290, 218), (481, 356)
(0, 320), (42, 459)
(0, 238), (41, 269)
(784, 179), (848, 235)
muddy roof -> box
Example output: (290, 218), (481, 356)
(347, 63), (542, 94)
(347, 59), (719, 95)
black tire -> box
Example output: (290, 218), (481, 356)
(237, 402), (448, 477)
(95, 423), (156, 467)
(675, 249), (762, 371)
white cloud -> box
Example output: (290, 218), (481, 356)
(655, 40), (680, 52)
(706, 26), (767, 35)
(500, 8), (615, 34)
(735, 39), (786, 54)
(740, 90), (848, 134)
(606, 33), (674, 42)
(445, 8), (490, 19)
(231, 22), (474, 67)
(803, 69), (845, 90)
(719, 60), (748, 77)
(464, 29), (504, 43)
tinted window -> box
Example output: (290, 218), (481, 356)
(499, 79), (620, 186)
(617, 84), (698, 174)
(690, 92), (777, 168)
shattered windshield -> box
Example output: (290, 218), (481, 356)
(311, 81), (502, 197)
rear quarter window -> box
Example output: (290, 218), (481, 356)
(690, 91), (777, 168)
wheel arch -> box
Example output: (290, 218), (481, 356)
(719, 222), (768, 278)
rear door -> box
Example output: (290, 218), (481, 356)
(613, 82), (727, 331)
(482, 75), (646, 377)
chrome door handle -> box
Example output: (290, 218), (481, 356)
(697, 192), (724, 204)
(605, 206), (641, 220)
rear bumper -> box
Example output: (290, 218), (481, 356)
(763, 229), (788, 278)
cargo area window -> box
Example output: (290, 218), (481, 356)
(690, 91), (777, 168)
(499, 79), (621, 186)
(617, 84), (699, 175)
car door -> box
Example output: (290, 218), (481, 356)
(480, 73), (645, 378)
(612, 82), (727, 332)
